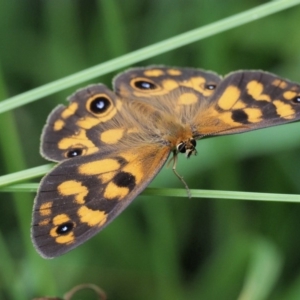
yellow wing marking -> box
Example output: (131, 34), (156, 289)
(53, 102), (78, 131)
(98, 171), (118, 184)
(58, 129), (98, 155)
(143, 69), (165, 77)
(61, 102), (78, 119)
(177, 93), (198, 105)
(39, 202), (52, 216)
(104, 181), (130, 200)
(53, 119), (65, 131)
(101, 128), (125, 144)
(76, 116), (103, 129)
(244, 108), (263, 123)
(79, 159), (120, 175)
(77, 206), (107, 227)
(283, 91), (298, 100)
(58, 180), (88, 205)
(232, 101), (247, 109)
(246, 80), (271, 102)
(50, 214), (75, 244)
(38, 219), (50, 226)
(272, 79), (288, 89)
(181, 76), (215, 97)
(273, 100), (295, 119)
(217, 86), (241, 110)
(167, 69), (182, 76)
(120, 152), (145, 184)
(218, 111), (241, 125)
(161, 79), (179, 91)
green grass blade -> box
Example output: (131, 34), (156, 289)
(0, 0), (299, 114)
(0, 164), (53, 187)
(145, 188), (300, 202)
(1, 183), (300, 203)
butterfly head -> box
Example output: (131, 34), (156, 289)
(176, 138), (197, 158)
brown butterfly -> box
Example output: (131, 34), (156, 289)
(32, 66), (300, 258)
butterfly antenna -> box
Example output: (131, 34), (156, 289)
(171, 151), (192, 199)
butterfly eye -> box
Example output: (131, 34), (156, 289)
(89, 96), (111, 114)
(56, 222), (74, 235)
(177, 142), (186, 153)
(190, 138), (196, 147)
(134, 80), (157, 90)
(205, 84), (216, 90)
(66, 148), (83, 158)
(293, 96), (300, 103)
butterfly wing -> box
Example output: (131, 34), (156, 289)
(32, 144), (170, 258)
(33, 80), (174, 258)
(41, 84), (123, 162)
(192, 71), (300, 136)
(113, 66), (222, 115)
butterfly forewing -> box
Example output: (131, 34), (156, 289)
(32, 144), (170, 258)
(41, 84), (121, 162)
(193, 71), (300, 137)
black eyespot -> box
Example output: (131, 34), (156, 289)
(56, 222), (74, 235)
(190, 139), (196, 147)
(177, 142), (186, 153)
(134, 80), (157, 90)
(205, 84), (216, 90)
(89, 96), (111, 114)
(66, 148), (83, 158)
(293, 96), (300, 103)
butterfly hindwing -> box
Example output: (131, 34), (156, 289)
(114, 66), (222, 114)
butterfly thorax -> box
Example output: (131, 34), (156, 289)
(122, 98), (199, 157)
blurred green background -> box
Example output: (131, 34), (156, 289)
(1, 1), (300, 299)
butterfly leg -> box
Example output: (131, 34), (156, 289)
(171, 150), (192, 198)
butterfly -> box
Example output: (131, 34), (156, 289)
(31, 66), (300, 258)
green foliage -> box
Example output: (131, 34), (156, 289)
(1, 0), (300, 299)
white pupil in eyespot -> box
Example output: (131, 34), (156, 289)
(96, 100), (105, 109)
(142, 82), (151, 88)
(61, 225), (68, 232)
